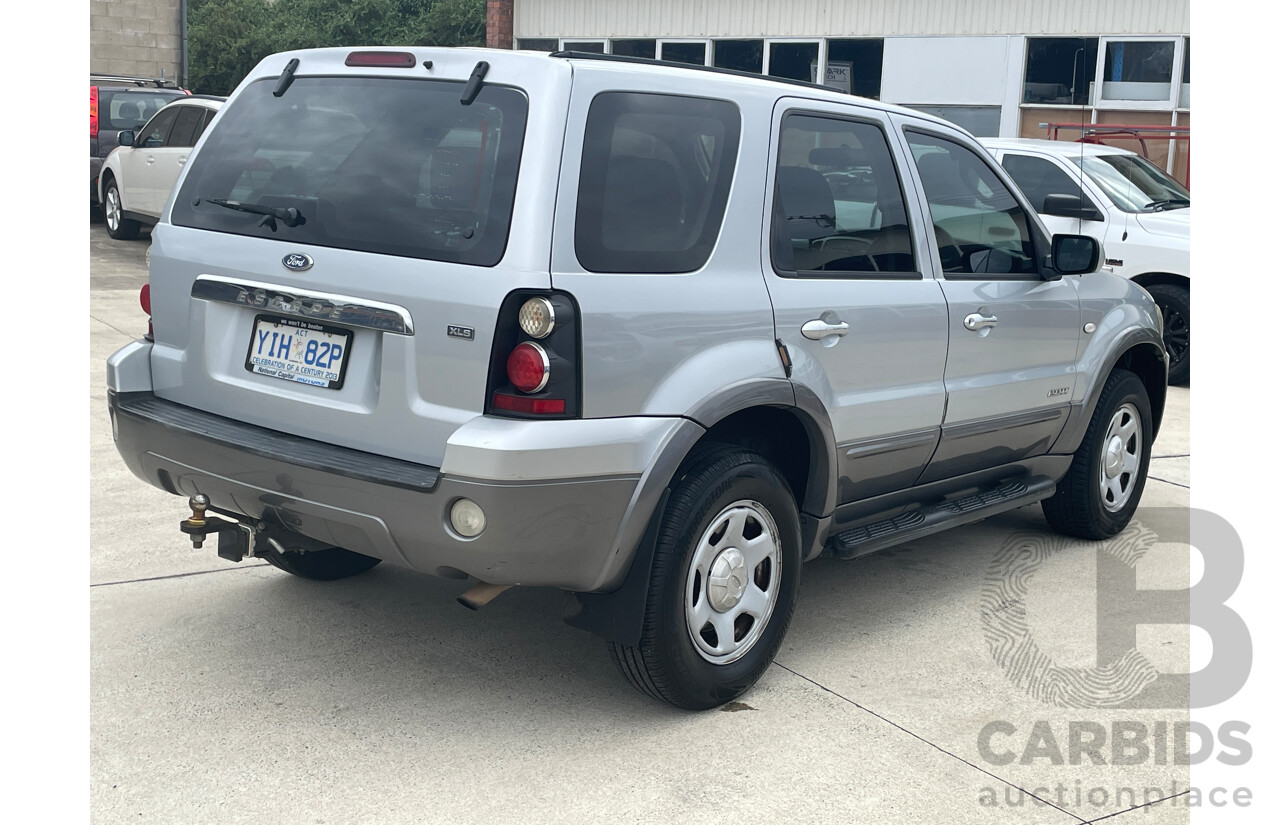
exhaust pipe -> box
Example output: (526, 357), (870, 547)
(457, 581), (512, 610)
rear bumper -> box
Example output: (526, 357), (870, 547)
(106, 341), (700, 592)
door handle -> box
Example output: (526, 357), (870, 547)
(177, 156), (187, 166)
(963, 313), (998, 331)
(802, 319), (850, 340)
(146, 156), (155, 165)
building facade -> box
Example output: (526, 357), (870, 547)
(490, 0), (1190, 184)
(90, 0), (185, 86)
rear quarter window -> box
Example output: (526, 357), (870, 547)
(575, 92), (741, 274)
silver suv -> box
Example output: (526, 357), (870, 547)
(107, 47), (1167, 710)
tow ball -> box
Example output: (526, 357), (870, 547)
(179, 494), (255, 562)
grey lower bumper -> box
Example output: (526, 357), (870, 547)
(108, 390), (693, 592)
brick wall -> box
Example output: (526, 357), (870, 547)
(90, 0), (183, 85)
(487, 0), (513, 49)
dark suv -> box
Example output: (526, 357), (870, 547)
(90, 74), (188, 208)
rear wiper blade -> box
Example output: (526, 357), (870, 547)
(199, 197), (306, 231)
(1144, 198), (1190, 211)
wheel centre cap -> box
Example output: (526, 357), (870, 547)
(707, 547), (748, 612)
(1104, 435), (1126, 478)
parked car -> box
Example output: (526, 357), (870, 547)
(91, 74), (189, 210)
(98, 96), (224, 241)
(980, 138), (1190, 384)
(108, 47), (1167, 710)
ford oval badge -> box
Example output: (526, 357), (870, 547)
(282, 252), (313, 272)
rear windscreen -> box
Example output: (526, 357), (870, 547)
(171, 76), (528, 266)
(101, 91), (186, 131)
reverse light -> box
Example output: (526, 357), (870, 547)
(506, 342), (550, 393)
(345, 51), (417, 68)
(449, 499), (486, 538)
(517, 297), (556, 339)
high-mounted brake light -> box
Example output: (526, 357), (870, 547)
(90, 86), (99, 139)
(345, 51), (416, 68)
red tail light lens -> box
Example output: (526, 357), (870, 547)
(345, 51), (417, 68)
(90, 86), (99, 139)
(506, 342), (550, 393)
(139, 283), (151, 315)
(492, 394), (566, 415)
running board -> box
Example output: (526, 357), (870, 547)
(826, 477), (1057, 560)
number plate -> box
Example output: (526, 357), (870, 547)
(245, 314), (353, 390)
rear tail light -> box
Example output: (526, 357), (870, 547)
(90, 85), (99, 139)
(140, 283), (153, 341)
(486, 291), (580, 419)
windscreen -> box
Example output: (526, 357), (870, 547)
(171, 76), (528, 266)
(1070, 153), (1190, 213)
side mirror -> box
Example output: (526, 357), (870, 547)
(1051, 234), (1101, 276)
(117, 130), (135, 147)
(1043, 193), (1104, 222)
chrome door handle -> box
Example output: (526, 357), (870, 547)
(177, 156), (187, 165)
(802, 319), (850, 340)
(964, 313), (998, 331)
(146, 156), (155, 165)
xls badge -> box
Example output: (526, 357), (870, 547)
(282, 252), (314, 272)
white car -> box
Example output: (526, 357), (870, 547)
(980, 138), (1190, 384)
(98, 96), (223, 242)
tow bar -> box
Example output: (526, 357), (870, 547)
(178, 494), (255, 562)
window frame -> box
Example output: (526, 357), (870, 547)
(770, 108), (921, 281)
(1092, 35), (1185, 111)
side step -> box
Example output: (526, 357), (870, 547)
(826, 477), (1057, 560)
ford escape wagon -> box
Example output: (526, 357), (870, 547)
(108, 47), (1167, 710)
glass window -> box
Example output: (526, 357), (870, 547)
(661, 42), (707, 66)
(192, 110), (213, 144)
(517, 38), (558, 52)
(612, 39), (657, 59)
(999, 153), (1097, 214)
(1023, 37), (1098, 105)
(713, 40), (763, 74)
(772, 114), (915, 277)
(563, 41), (605, 53)
(905, 105), (1001, 138)
(1069, 154), (1190, 213)
(1101, 40), (1175, 101)
(102, 90), (185, 131)
(826, 39), (883, 99)
(768, 42), (819, 82)
(906, 131), (1039, 277)
(172, 77), (529, 266)
(167, 106), (205, 148)
(139, 107), (179, 148)
(575, 92), (740, 274)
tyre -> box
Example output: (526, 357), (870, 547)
(1042, 369), (1153, 540)
(1146, 283), (1189, 385)
(102, 177), (141, 241)
(608, 444), (802, 710)
(259, 544), (381, 581)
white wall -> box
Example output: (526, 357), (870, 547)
(515, 0), (1189, 39)
(880, 37), (1011, 105)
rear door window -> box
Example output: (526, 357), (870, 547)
(574, 92), (740, 273)
(771, 113), (916, 277)
(167, 106), (206, 148)
(171, 77), (528, 266)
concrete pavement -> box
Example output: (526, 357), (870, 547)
(90, 223), (1194, 824)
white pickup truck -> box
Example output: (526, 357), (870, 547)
(980, 138), (1190, 384)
